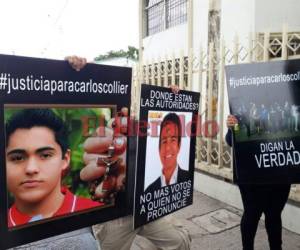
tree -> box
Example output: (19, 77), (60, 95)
(94, 46), (138, 61)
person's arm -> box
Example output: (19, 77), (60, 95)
(225, 129), (232, 147)
(225, 115), (238, 147)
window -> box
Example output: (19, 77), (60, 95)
(166, 0), (187, 29)
(146, 0), (187, 36)
(146, 0), (165, 36)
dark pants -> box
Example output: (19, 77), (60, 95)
(238, 184), (291, 250)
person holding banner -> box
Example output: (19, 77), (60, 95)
(226, 114), (291, 250)
(67, 56), (191, 250)
(6, 108), (102, 227)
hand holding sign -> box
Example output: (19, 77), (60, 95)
(65, 55), (87, 71)
(226, 115), (238, 128)
(170, 84), (180, 94)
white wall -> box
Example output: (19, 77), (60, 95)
(255, 0), (300, 32)
(142, 0), (211, 62)
(142, 0), (300, 129)
(220, 0), (256, 129)
(191, 0), (209, 94)
(220, 0), (300, 48)
(95, 58), (135, 67)
(143, 0), (300, 60)
(193, 0), (209, 51)
(221, 0), (255, 50)
(143, 24), (188, 61)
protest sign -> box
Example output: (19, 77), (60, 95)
(226, 59), (300, 184)
(0, 54), (132, 249)
(133, 84), (200, 228)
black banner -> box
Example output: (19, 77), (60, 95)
(226, 59), (300, 184)
(133, 84), (200, 228)
(0, 54), (132, 249)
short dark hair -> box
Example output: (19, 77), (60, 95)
(5, 109), (69, 156)
(159, 113), (182, 148)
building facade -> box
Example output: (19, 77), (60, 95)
(136, 0), (300, 234)
(141, 0), (300, 61)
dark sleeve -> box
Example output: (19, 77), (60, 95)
(124, 135), (137, 213)
(225, 129), (233, 147)
(226, 129), (238, 183)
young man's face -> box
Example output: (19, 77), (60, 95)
(159, 122), (181, 171)
(6, 127), (70, 204)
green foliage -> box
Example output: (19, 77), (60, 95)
(94, 46), (139, 61)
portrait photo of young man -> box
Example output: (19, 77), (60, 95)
(144, 112), (191, 193)
(6, 108), (103, 228)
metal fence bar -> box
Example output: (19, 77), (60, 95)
(158, 57), (162, 86)
(172, 53), (176, 84)
(151, 58), (155, 84)
(179, 50), (184, 89)
(207, 43), (214, 165)
(133, 31), (300, 202)
(233, 35), (239, 64)
(248, 32), (253, 63)
(282, 25), (288, 60)
(164, 55), (168, 87)
(196, 47), (204, 162)
(188, 48), (193, 90)
(217, 40), (225, 168)
(145, 61), (149, 84)
(263, 31), (270, 61)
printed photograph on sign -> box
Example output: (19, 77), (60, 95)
(0, 54), (132, 249)
(134, 84), (200, 229)
(231, 99), (300, 143)
(4, 105), (127, 229)
(226, 59), (300, 184)
(144, 110), (192, 191)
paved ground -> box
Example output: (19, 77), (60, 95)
(133, 191), (300, 250)
(11, 191), (300, 250)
